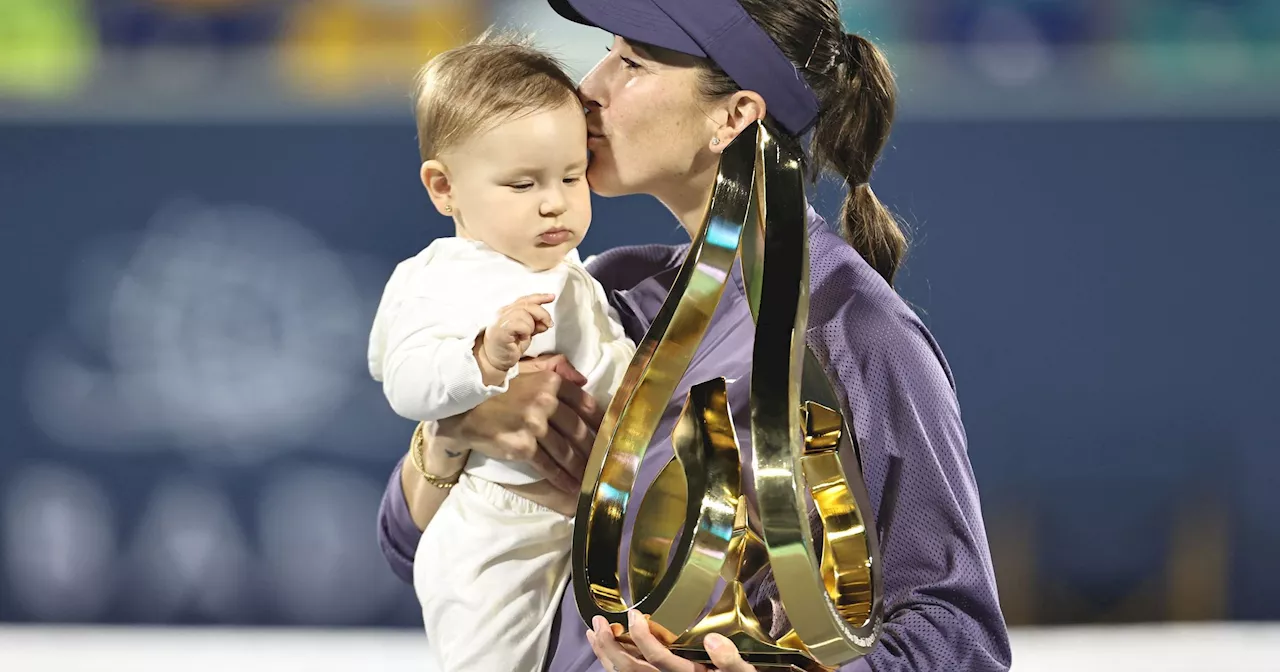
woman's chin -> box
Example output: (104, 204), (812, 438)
(586, 165), (629, 198)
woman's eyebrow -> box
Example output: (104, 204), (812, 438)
(626, 40), (656, 60)
(626, 40), (689, 67)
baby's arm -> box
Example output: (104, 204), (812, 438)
(379, 290), (501, 421)
(377, 265), (550, 421)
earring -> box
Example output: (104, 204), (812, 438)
(445, 205), (453, 213)
(711, 137), (721, 146)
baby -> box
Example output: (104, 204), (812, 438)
(367, 32), (636, 672)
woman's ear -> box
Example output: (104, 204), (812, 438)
(420, 160), (455, 216)
(710, 90), (767, 153)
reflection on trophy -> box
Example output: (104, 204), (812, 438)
(572, 122), (884, 671)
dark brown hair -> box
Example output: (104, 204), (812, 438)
(413, 30), (579, 162)
(696, 0), (907, 284)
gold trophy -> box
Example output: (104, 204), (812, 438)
(572, 122), (883, 671)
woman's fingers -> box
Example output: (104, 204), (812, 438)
(517, 354), (560, 375)
(549, 400), (595, 465)
(588, 612), (747, 672)
(518, 353), (588, 386)
(524, 439), (577, 493)
(586, 628), (609, 667)
(556, 376), (605, 431)
(536, 424), (585, 492)
(589, 616), (658, 672)
(467, 355), (596, 493)
(546, 356), (589, 385)
(626, 611), (702, 672)
(468, 368), (584, 493)
(642, 616), (681, 645)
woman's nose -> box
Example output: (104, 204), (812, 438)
(578, 62), (608, 108)
(574, 86), (597, 115)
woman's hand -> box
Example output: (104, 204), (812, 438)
(586, 611), (759, 672)
(433, 353), (602, 494)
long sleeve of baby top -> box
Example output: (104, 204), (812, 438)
(368, 237), (636, 484)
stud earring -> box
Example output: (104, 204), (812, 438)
(711, 137), (721, 146)
(445, 205), (453, 213)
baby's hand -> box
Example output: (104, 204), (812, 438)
(477, 293), (555, 381)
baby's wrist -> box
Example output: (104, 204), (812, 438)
(473, 336), (511, 386)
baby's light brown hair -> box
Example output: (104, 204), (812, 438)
(413, 30), (580, 162)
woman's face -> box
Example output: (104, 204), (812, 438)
(578, 37), (721, 200)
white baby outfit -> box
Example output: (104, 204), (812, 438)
(368, 237), (636, 672)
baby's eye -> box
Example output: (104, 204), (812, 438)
(509, 182), (534, 191)
(563, 176), (582, 185)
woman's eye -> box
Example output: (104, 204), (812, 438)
(606, 46), (641, 70)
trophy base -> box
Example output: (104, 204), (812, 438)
(670, 644), (831, 671)
(654, 497), (838, 672)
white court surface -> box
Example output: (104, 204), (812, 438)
(1, 623), (1279, 671)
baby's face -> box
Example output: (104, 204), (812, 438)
(442, 101), (592, 271)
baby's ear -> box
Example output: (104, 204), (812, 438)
(420, 160), (454, 216)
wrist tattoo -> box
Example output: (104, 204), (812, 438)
(444, 449), (464, 459)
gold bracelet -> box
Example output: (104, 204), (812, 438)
(408, 421), (463, 489)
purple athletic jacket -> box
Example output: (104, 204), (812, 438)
(376, 208), (1011, 671)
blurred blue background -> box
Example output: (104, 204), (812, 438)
(1, 0), (1278, 633)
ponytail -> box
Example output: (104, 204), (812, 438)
(812, 33), (906, 285)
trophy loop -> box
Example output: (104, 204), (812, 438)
(573, 122), (883, 670)
(746, 125), (883, 665)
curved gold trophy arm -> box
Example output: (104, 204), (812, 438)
(572, 127), (758, 634)
(745, 125), (882, 665)
(573, 122), (882, 671)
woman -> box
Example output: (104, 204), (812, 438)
(377, 0), (1012, 670)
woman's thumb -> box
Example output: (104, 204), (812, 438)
(519, 354), (588, 385)
(703, 634), (754, 671)
(549, 357), (588, 385)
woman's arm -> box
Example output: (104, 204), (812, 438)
(400, 424), (471, 530)
(376, 354), (603, 584)
(798, 310), (1011, 672)
(375, 435), (468, 585)
(377, 456), (424, 585)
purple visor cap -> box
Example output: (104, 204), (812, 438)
(549, 0), (821, 137)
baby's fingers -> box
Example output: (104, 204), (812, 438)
(500, 311), (537, 340)
(525, 304), (554, 334)
(511, 293), (556, 308)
